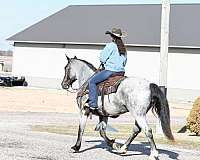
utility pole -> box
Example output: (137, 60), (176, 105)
(157, 0), (171, 134)
(159, 0), (170, 96)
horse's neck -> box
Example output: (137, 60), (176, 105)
(77, 63), (94, 87)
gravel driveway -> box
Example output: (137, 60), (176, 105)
(0, 112), (200, 160)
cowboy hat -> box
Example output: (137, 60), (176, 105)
(105, 27), (127, 38)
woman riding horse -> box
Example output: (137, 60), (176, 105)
(61, 29), (174, 160)
(88, 27), (127, 112)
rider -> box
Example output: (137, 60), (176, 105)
(88, 27), (127, 111)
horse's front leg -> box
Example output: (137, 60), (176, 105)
(96, 116), (115, 148)
(71, 109), (88, 152)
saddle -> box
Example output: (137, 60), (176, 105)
(77, 72), (126, 98)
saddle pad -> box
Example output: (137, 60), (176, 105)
(97, 75), (126, 95)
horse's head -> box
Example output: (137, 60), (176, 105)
(61, 54), (97, 91)
(61, 55), (78, 90)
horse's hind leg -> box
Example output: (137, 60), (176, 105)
(71, 110), (88, 152)
(115, 121), (141, 153)
(136, 116), (158, 160)
(96, 116), (115, 147)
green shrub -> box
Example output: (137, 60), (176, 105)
(187, 97), (200, 135)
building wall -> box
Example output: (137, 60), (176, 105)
(13, 47), (65, 88)
(13, 47), (65, 78)
(13, 46), (160, 88)
(13, 46), (200, 102)
(168, 53), (200, 90)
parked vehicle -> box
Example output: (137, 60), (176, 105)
(0, 75), (27, 87)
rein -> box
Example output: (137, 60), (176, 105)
(66, 64), (103, 93)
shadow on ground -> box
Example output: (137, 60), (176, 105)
(75, 140), (179, 159)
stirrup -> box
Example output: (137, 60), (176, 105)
(97, 108), (104, 116)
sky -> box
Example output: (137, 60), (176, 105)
(1, 0), (200, 51)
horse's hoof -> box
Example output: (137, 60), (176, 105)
(112, 142), (121, 150)
(95, 121), (107, 131)
(69, 148), (76, 153)
(149, 150), (159, 160)
(117, 145), (128, 154)
(70, 145), (80, 153)
(149, 156), (157, 160)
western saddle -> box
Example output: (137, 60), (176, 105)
(77, 72), (126, 108)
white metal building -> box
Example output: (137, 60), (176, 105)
(7, 4), (200, 102)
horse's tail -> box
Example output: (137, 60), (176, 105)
(149, 83), (174, 140)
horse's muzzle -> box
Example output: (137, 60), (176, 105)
(61, 82), (70, 89)
(61, 77), (77, 90)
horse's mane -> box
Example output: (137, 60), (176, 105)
(75, 58), (97, 72)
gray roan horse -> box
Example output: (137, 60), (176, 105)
(61, 55), (174, 160)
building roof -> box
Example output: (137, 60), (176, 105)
(7, 4), (200, 48)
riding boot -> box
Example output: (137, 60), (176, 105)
(89, 106), (104, 116)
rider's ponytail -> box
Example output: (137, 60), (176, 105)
(111, 35), (127, 55)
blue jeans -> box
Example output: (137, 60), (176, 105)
(88, 70), (115, 108)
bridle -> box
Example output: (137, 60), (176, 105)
(63, 63), (103, 93)
(63, 75), (78, 93)
(65, 77), (77, 89)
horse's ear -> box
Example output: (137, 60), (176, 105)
(74, 56), (77, 59)
(65, 54), (70, 61)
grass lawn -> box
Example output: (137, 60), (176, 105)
(32, 123), (200, 150)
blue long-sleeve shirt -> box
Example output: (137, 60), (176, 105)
(99, 42), (127, 72)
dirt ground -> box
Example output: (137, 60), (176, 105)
(0, 87), (77, 113)
(1, 86), (200, 155)
(0, 86), (193, 118)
